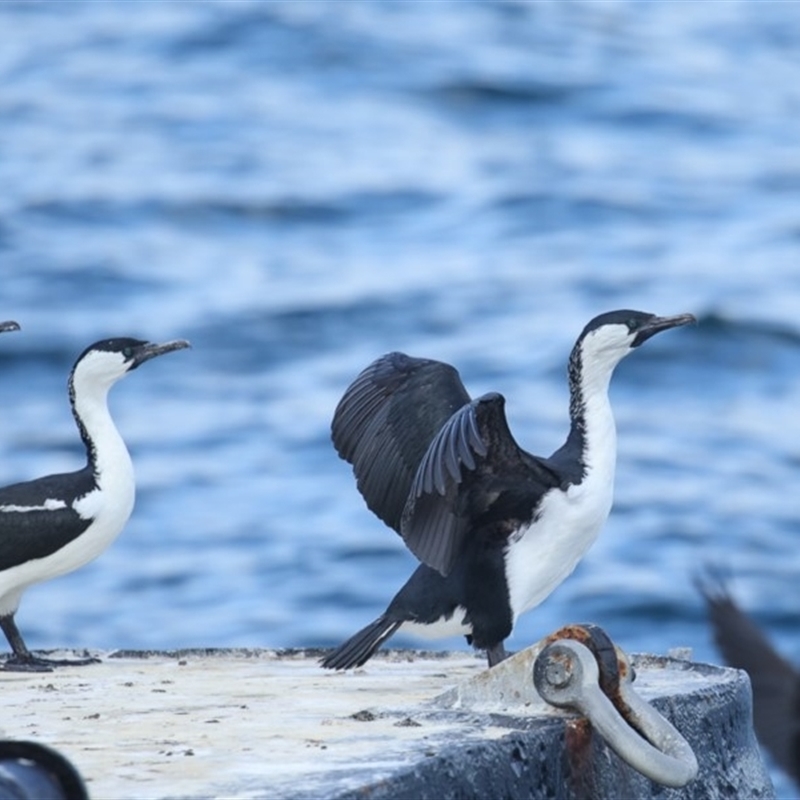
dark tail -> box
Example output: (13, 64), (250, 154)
(320, 616), (402, 670)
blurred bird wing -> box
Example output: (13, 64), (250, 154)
(331, 352), (471, 534)
(402, 392), (562, 576)
(699, 576), (800, 778)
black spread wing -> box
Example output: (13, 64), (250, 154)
(401, 392), (564, 576)
(699, 575), (800, 781)
(0, 469), (95, 571)
(332, 352), (472, 534)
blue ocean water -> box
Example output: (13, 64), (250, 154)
(1, 0), (800, 790)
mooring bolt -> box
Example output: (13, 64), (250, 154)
(532, 625), (699, 788)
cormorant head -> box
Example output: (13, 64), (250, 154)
(70, 337), (191, 392)
(576, 309), (695, 372)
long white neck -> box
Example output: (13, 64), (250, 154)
(70, 372), (135, 501)
(506, 343), (619, 618)
(557, 340), (621, 488)
(575, 355), (617, 481)
(504, 344), (622, 620)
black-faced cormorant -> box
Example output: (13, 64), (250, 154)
(322, 310), (695, 669)
(0, 337), (190, 671)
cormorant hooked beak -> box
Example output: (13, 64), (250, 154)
(130, 339), (191, 369)
(632, 313), (696, 347)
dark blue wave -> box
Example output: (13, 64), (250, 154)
(18, 190), (444, 229)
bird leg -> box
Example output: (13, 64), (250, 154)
(1, 615), (100, 672)
(486, 642), (511, 667)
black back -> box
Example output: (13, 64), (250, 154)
(0, 469), (95, 570)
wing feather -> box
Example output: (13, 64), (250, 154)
(334, 356), (564, 578)
(0, 469), (95, 571)
(331, 352), (471, 533)
(402, 393), (560, 575)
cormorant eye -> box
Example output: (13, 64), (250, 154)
(122, 347), (134, 359)
(626, 318), (640, 331)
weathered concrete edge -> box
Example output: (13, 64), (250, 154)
(7, 648), (774, 800)
(168, 649), (773, 800)
(106, 646), (468, 663)
(322, 654), (774, 800)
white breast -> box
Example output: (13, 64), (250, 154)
(504, 462), (615, 622)
(62, 477), (136, 571)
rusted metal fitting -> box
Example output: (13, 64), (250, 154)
(533, 625), (698, 788)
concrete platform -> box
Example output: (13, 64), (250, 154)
(0, 647), (775, 799)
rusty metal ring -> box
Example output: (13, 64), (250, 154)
(533, 638), (698, 788)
